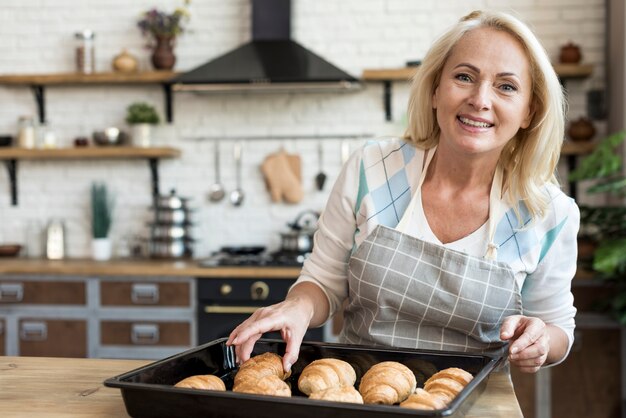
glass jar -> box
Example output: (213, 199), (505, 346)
(17, 116), (36, 149)
(75, 30), (95, 74)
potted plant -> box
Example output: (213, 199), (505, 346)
(126, 102), (160, 147)
(91, 182), (114, 261)
(569, 130), (626, 322)
(137, 1), (191, 70)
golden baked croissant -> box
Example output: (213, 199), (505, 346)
(233, 374), (291, 397)
(298, 358), (356, 396)
(424, 367), (473, 387)
(400, 388), (447, 410)
(174, 374), (226, 391)
(358, 361), (417, 405)
(232, 352), (292, 397)
(309, 386), (364, 404)
(424, 377), (465, 402)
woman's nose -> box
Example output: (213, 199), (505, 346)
(468, 83), (492, 110)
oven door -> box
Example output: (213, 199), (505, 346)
(197, 278), (323, 344)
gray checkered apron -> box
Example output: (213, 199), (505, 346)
(339, 149), (522, 356)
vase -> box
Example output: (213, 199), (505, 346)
(92, 237), (112, 261)
(151, 35), (176, 70)
(132, 123), (152, 147)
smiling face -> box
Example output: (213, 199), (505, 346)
(432, 27), (534, 160)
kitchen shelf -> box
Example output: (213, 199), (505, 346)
(362, 63), (594, 121)
(0, 146), (181, 206)
(0, 71), (179, 123)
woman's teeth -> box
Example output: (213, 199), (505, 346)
(458, 116), (492, 128)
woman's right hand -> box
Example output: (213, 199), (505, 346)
(226, 296), (315, 373)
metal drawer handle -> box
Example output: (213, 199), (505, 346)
(0, 283), (24, 303)
(131, 283), (159, 304)
(131, 323), (160, 345)
(204, 306), (259, 314)
(20, 321), (47, 341)
(250, 281), (269, 301)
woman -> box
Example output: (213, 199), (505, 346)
(228, 10), (579, 375)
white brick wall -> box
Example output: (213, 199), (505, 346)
(0, 0), (606, 258)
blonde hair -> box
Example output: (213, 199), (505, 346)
(404, 10), (566, 221)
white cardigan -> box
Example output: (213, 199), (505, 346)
(296, 137), (579, 357)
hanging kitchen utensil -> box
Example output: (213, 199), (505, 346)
(208, 140), (226, 202)
(315, 141), (327, 191)
(230, 141), (245, 206)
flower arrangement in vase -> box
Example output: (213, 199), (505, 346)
(91, 182), (114, 260)
(126, 102), (160, 147)
(137, 1), (191, 70)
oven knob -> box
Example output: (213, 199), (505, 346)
(250, 281), (269, 301)
(220, 284), (232, 296)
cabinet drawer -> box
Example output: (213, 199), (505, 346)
(100, 281), (190, 307)
(100, 321), (191, 346)
(18, 318), (87, 358)
(0, 318), (5, 356)
(0, 281), (85, 305)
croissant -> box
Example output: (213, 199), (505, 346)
(233, 374), (291, 397)
(309, 386), (364, 404)
(424, 367), (473, 387)
(400, 388), (447, 410)
(358, 361), (417, 405)
(424, 377), (465, 401)
(298, 358), (356, 396)
(233, 352), (292, 397)
(174, 374), (226, 391)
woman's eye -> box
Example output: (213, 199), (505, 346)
(455, 73), (472, 82)
(500, 83), (518, 92)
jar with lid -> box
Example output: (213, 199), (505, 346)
(17, 116), (36, 149)
(75, 30), (95, 74)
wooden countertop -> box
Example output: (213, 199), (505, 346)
(0, 356), (522, 417)
(0, 258), (302, 279)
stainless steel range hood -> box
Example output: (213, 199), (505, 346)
(172, 0), (361, 92)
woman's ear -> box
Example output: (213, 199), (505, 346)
(520, 100), (535, 129)
(432, 86), (439, 109)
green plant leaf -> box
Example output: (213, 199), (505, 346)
(587, 177), (626, 194)
(592, 239), (626, 275)
(568, 130), (626, 182)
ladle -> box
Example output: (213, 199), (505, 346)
(315, 141), (327, 191)
(208, 140), (225, 202)
(230, 142), (245, 206)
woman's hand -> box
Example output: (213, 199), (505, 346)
(500, 315), (550, 373)
(226, 297), (314, 373)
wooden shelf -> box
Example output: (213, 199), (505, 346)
(0, 146), (180, 160)
(362, 63), (594, 121)
(0, 71), (179, 123)
(0, 146), (181, 206)
(0, 71), (178, 85)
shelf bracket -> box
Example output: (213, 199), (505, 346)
(148, 158), (160, 200)
(31, 85), (46, 124)
(383, 80), (392, 121)
(163, 83), (173, 123)
(5, 159), (18, 206)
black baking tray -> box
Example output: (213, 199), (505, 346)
(104, 338), (503, 418)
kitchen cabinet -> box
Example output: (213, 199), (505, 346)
(362, 63), (593, 121)
(0, 71), (178, 124)
(0, 146), (180, 206)
(0, 275), (196, 359)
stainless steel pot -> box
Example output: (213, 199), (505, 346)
(279, 210), (320, 254)
(153, 208), (192, 225)
(148, 238), (193, 259)
(150, 224), (192, 239)
(154, 189), (191, 210)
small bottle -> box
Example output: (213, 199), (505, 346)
(75, 30), (95, 74)
(17, 116), (36, 149)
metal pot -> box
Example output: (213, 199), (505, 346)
(279, 210), (320, 254)
(154, 189), (191, 210)
(152, 208), (192, 225)
(148, 238), (193, 259)
(150, 224), (192, 240)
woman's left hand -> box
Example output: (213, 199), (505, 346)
(500, 315), (549, 373)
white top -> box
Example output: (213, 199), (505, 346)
(296, 137), (579, 356)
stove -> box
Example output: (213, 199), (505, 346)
(198, 247), (308, 267)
